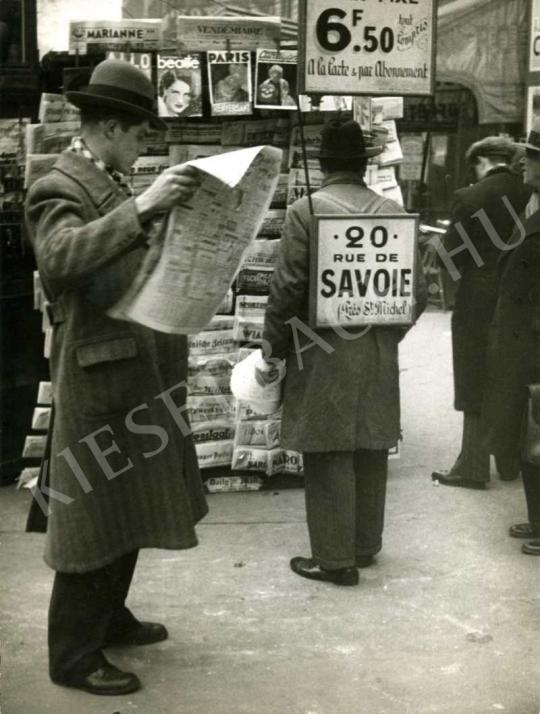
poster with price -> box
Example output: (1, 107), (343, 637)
(298, 0), (436, 96)
(530, 0), (540, 72)
(309, 214), (419, 328)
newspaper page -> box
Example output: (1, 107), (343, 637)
(24, 154), (60, 189)
(69, 20), (162, 54)
(26, 121), (79, 154)
(207, 51), (252, 117)
(298, 95), (352, 113)
(110, 145), (282, 334)
(157, 54), (203, 118)
(38, 93), (80, 123)
(176, 16), (281, 52)
(0, 119), (28, 161)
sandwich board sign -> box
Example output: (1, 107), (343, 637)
(309, 213), (419, 328)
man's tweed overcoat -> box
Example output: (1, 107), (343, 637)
(25, 151), (208, 573)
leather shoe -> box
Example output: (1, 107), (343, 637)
(522, 540), (540, 555)
(509, 523), (540, 539)
(63, 663), (141, 696)
(290, 557), (359, 585)
(356, 555), (375, 568)
(105, 621), (168, 647)
(431, 471), (486, 490)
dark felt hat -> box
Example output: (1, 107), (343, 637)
(66, 59), (166, 131)
(465, 136), (516, 164)
(318, 119), (383, 159)
(515, 120), (540, 153)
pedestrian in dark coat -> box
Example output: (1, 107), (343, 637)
(25, 59), (207, 696)
(260, 120), (427, 586)
(485, 125), (540, 555)
(432, 137), (531, 490)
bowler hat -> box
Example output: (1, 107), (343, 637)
(515, 119), (540, 153)
(465, 136), (516, 164)
(67, 59), (166, 130)
(318, 119), (383, 159)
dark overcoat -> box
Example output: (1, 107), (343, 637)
(263, 173), (427, 453)
(25, 151), (208, 573)
(443, 167), (531, 413)
(485, 210), (540, 465)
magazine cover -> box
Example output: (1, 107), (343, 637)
(207, 51), (252, 117)
(157, 54), (203, 118)
(255, 49), (298, 111)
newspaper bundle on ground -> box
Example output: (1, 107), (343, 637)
(110, 145), (282, 333)
(207, 51), (252, 117)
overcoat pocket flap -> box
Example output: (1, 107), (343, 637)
(76, 336), (138, 368)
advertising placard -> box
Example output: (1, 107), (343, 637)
(309, 213), (419, 328)
(530, 0), (540, 72)
(298, 0), (436, 96)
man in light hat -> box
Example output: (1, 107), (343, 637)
(260, 119), (427, 586)
(484, 124), (540, 555)
(432, 137), (531, 490)
(25, 59), (208, 695)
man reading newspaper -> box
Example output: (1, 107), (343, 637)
(25, 59), (208, 696)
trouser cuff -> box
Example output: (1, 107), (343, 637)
(313, 556), (356, 570)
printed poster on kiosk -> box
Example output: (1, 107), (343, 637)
(309, 214), (419, 328)
(530, 0), (540, 72)
(298, 0), (436, 96)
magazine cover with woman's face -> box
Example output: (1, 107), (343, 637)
(157, 54), (203, 118)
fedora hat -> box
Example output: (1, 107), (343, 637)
(66, 59), (166, 131)
(515, 119), (540, 153)
(317, 119), (383, 159)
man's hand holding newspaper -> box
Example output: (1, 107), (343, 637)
(110, 145), (283, 334)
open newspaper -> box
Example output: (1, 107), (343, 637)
(109, 145), (282, 334)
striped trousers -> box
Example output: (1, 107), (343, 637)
(303, 449), (389, 570)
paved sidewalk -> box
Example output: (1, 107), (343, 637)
(1, 313), (538, 714)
